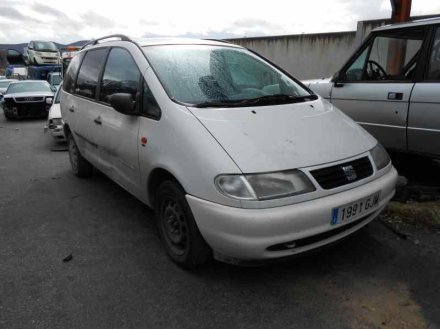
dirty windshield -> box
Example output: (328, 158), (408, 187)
(143, 45), (313, 107)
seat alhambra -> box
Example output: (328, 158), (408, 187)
(60, 35), (397, 268)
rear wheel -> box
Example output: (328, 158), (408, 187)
(155, 181), (212, 269)
(68, 133), (93, 178)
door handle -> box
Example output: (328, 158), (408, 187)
(93, 117), (102, 125)
(388, 92), (403, 100)
(69, 106), (75, 113)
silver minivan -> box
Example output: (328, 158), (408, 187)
(306, 18), (440, 158)
(61, 35), (397, 268)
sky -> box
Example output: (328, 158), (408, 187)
(0, 0), (439, 44)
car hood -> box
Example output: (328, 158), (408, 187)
(301, 77), (331, 87)
(187, 99), (376, 173)
(4, 91), (54, 99)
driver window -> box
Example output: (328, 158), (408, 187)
(100, 48), (140, 104)
(345, 29), (424, 82)
(366, 29), (424, 81)
(427, 27), (440, 80)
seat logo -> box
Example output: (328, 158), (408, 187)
(342, 165), (357, 181)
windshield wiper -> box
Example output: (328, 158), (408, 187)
(239, 94), (318, 106)
(193, 94), (318, 108)
(192, 100), (250, 108)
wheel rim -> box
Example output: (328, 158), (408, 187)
(68, 137), (79, 173)
(161, 198), (188, 256)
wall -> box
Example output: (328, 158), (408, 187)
(229, 32), (356, 79)
(229, 32), (357, 80)
(228, 15), (439, 80)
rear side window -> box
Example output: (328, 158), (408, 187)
(75, 48), (107, 99)
(100, 48), (140, 103)
(63, 52), (84, 94)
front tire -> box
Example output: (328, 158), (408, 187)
(68, 133), (93, 178)
(155, 181), (212, 269)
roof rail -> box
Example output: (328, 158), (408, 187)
(80, 34), (135, 50)
(203, 38), (234, 45)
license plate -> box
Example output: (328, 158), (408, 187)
(331, 191), (381, 226)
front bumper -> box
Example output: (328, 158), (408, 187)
(4, 103), (48, 118)
(44, 124), (66, 140)
(187, 166), (397, 261)
(34, 55), (59, 65)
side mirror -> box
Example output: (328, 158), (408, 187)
(332, 71), (345, 88)
(109, 93), (136, 115)
(46, 98), (53, 105)
(50, 86), (57, 92)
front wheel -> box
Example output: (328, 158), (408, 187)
(68, 133), (93, 178)
(155, 181), (212, 269)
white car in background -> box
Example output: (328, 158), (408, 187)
(27, 41), (60, 65)
(305, 18), (440, 158)
(45, 84), (65, 141)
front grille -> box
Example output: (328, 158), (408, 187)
(15, 97), (44, 102)
(16, 103), (47, 117)
(310, 156), (373, 190)
(3, 98), (47, 117)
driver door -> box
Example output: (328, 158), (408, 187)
(330, 27), (427, 151)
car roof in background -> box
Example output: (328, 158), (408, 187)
(139, 38), (241, 48)
(9, 80), (50, 85)
(374, 17), (440, 32)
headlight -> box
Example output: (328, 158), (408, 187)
(370, 144), (391, 170)
(215, 169), (315, 200)
(51, 118), (63, 126)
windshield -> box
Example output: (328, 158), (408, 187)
(0, 81), (12, 88)
(6, 82), (52, 94)
(51, 74), (62, 85)
(34, 41), (58, 52)
(54, 86), (62, 103)
(143, 45), (311, 107)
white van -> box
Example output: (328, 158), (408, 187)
(61, 35), (397, 268)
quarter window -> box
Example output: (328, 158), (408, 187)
(100, 48), (140, 104)
(75, 48), (107, 99)
(427, 27), (440, 80)
(141, 81), (161, 119)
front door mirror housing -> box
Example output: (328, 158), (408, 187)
(332, 71), (345, 88)
(109, 93), (137, 115)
